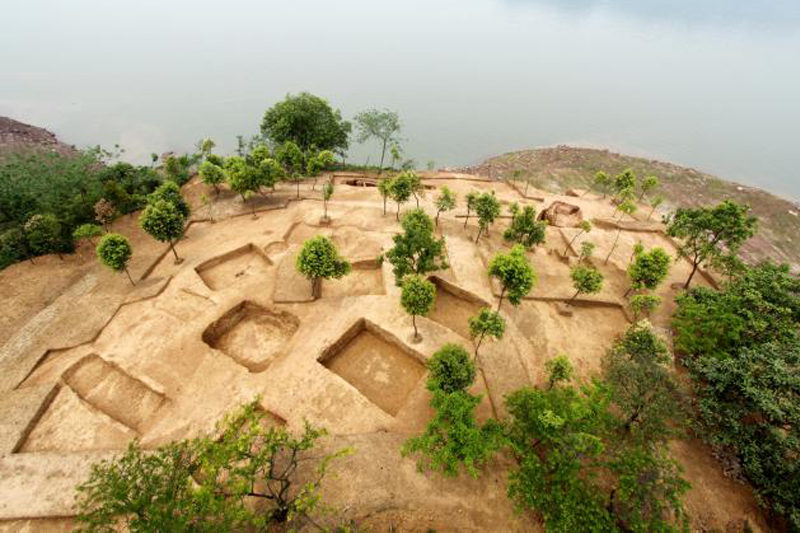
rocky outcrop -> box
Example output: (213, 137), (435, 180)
(0, 116), (77, 157)
(538, 201), (583, 227)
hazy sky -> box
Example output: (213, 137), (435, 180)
(2, 0), (799, 198)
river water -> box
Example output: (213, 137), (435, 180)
(2, 0), (799, 198)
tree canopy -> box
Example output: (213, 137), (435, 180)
(385, 209), (448, 285)
(260, 92), (351, 153)
(400, 274), (436, 341)
(296, 235), (351, 296)
(354, 108), (402, 173)
(488, 244), (536, 310)
(504, 205), (547, 249)
(96, 233), (134, 284)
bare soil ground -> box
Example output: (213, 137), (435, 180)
(0, 172), (772, 531)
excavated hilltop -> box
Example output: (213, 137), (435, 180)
(0, 172), (769, 531)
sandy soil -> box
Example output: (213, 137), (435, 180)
(0, 174), (768, 531)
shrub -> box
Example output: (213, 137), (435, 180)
(96, 233), (134, 285)
(427, 343), (476, 393)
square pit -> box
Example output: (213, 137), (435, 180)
(195, 243), (272, 291)
(322, 259), (386, 298)
(202, 301), (299, 372)
(427, 276), (487, 339)
(319, 319), (426, 417)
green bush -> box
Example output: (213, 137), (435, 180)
(426, 344), (476, 393)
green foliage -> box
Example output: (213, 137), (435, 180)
(569, 264), (604, 302)
(426, 343), (476, 394)
(76, 401), (346, 531)
(403, 390), (503, 478)
(24, 213), (62, 256)
(564, 220), (591, 256)
(199, 160), (225, 192)
(96, 233), (132, 273)
(639, 175), (659, 200)
(387, 171), (414, 219)
(665, 200), (757, 287)
(474, 192), (501, 241)
(504, 205), (547, 249)
(627, 247), (671, 293)
(401, 274), (436, 339)
(630, 293), (661, 320)
(488, 244), (536, 308)
(322, 181), (334, 219)
(434, 186), (456, 227)
(579, 241), (595, 263)
(544, 355), (573, 389)
(593, 171), (613, 197)
(0, 227), (27, 268)
(614, 169), (636, 196)
(140, 200), (185, 245)
(163, 154), (193, 185)
(602, 322), (682, 441)
(354, 108), (402, 172)
(99, 161), (162, 213)
(385, 209), (448, 285)
(224, 156), (261, 201)
(672, 261), (800, 359)
(296, 236), (351, 290)
(260, 92), (351, 153)
(147, 181), (190, 219)
(468, 307), (506, 353)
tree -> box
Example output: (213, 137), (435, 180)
(385, 209), (448, 285)
(648, 195), (664, 221)
(579, 241), (595, 263)
(474, 192), (501, 243)
(275, 142), (305, 199)
(96, 233), (134, 285)
(504, 205), (547, 249)
(602, 321), (682, 440)
(377, 177), (392, 216)
(593, 171), (613, 198)
(387, 171), (413, 220)
(0, 228), (28, 268)
(147, 181), (190, 219)
(94, 198), (116, 231)
(639, 175), (659, 202)
(468, 307), (506, 359)
(564, 220), (591, 256)
(24, 213), (62, 259)
(389, 143), (402, 170)
(434, 186), (456, 228)
(604, 199), (637, 265)
(613, 169), (636, 199)
(488, 244), (536, 311)
(666, 200), (758, 288)
(630, 293), (661, 320)
(625, 246), (671, 297)
(296, 236), (351, 297)
(140, 199), (186, 263)
(463, 191), (479, 229)
(569, 264), (604, 305)
(322, 181), (334, 221)
(260, 92), (351, 154)
(544, 355), (573, 390)
(76, 401), (347, 531)
(199, 160), (225, 195)
(255, 157), (285, 193)
(426, 343), (476, 394)
(401, 274), (436, 342)
(354, 109), (402, 174)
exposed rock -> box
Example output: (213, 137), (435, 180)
(0, 116), (77, 157)
(565, 188), (585, 197)
(538, 201), (583, 227)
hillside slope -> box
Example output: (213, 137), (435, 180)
(462, 146), (800, 267)
(0, 116), (77, 157)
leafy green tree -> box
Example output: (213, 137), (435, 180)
(199, 160), (225, 194)
(613, 169), (636, 198)
(630, 293), (661, 320)
(602, 321), (682, 440)
(463, 191), (479, 229)
(434, 186), (456, 228)
(76, 401), (347, 531)
(163, 154), (191, 185)
(260, 92), (351, 154)
(377, 177), (392, 216)
(255, 157), (285, 192)
(275, 141), (306, 198)
(468, 307), (506, 359)
(406, 171), (423, 208)
(504, 205), (546, 249)
(389, 143), (402, 170)
(564, 220), (591, 256)
(666, 200), (758, 288)
(401, 274), (436, 342)
(147, 181), (190, 219)
(322, 181), (334, 221)
(354, 108), (402, 174)
(648, 195), (664, 221)
(474, 192), (501, 243)
(604, 200), (637, 265)
(579, 241), (595, 263)
(426, 343), (476, 393)
(387, 171), (413, 220)
(569, 264), (604, 305)
(385, 209), (447, 285)
(296, 236), (351, 297)
(24, 213), (62, 259)
(593, 170), (613, 198)
(544, 355), (573, 390)
(0, 227), (28, 268)
(625, 247), (671, 297)
(140, 199), (186, 263)
(96, 233), (134, 285)
(639, 175), (659, 201)
(488, 244), (536, 311)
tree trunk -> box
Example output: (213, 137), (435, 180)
(296, 178), (300, 199)
(568, 289), (580, 306)
(396, 201), (401, 221)
(123, 266), (135, 286)
(685, 260), (700, 289)
(474, 332), (486, 359)
(412, 314), (419, 340)
(169, 240), (180, 262)
(604, 229), (621, 265)
(435, 210), (441, 228)
(378, 139), (387, 175)
(324, 199), (328, 220)
(648, 205), (656, 220)
(413, 192), (419, 208)
(463, 210), (470, 229)
(524, 180), (529, 196)
(383, 195), (388, 215)
(564, 230), (584, 256)
(496, 286), (506, 312)
(475, 226), (482, 244)
(624, 286), (633, 298)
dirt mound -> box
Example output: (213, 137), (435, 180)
(539, 200), (583, 227)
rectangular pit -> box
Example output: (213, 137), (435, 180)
(319, 319), (426, 417)
(322, 259), (386, 298)
(195, 243), (272, 291)
(426, 276), (488, 339)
